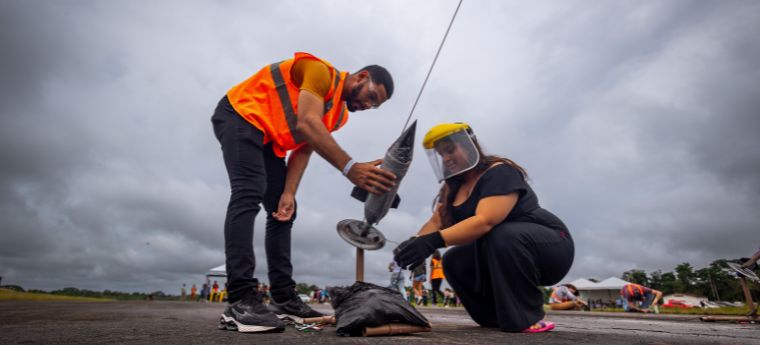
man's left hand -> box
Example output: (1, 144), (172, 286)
(393, 232), (446, 269)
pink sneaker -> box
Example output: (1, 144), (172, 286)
(522, 320), (555, 333)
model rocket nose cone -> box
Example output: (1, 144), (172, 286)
(398, 120), (417, 147)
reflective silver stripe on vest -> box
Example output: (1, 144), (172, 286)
(332, 103), (346, 131)
(323, 68), (342, 114)
(270, 61), (303, 144)
(330, 69), (345, 131)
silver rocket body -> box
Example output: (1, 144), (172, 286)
(337, 121), (417, 250)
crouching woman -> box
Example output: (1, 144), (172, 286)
(394, 123), (574, 333)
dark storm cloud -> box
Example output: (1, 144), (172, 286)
(1, 0), (759, 294)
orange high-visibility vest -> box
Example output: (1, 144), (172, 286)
(431, 258), (445, 280)
(227, 52), (349, 158)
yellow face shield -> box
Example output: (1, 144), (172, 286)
(423, 123), (480, 182)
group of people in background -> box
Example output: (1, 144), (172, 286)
(309, 287), (330, 304)
(388, 249), (460, 307)
(547, 282), (663, 313)
(178, 280), (257, 303)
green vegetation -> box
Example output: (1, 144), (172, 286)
(658, 306), (750, 315)
(621, 259), (759, 302)
(0, 286), (177, 301)
(0, 288), (112, 302)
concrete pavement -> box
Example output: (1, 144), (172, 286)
(1, 300), (758, 344)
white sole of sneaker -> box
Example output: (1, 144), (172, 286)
(219, 314), (282, 333)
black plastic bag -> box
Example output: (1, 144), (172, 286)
(329, 281), (430, 336)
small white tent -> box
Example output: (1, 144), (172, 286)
(582, 277), (631, 305)
(206, 264), (227, 286)
(593, 277), (630, 290)
(560, 277), (632, 307)
(207, 264), (226, 278)
(568, 278), (597, 289)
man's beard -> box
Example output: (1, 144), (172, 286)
(345, 84), (362, 112)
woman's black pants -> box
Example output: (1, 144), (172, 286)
(443, 221), (574, 332)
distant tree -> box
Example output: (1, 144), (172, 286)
(674, 263), (696, 293)
(708, 259), (749, 302)
(295, 282), (311, 295)
(693, 261), (735, 300)
(659, 272), (677, 295)
(2, 285), (24, 292)
(649, 270), (664, 291)
(622, 269), (649, 286)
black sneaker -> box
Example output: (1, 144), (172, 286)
(268, 295), (324, 323)
(218, 292), (285, 333)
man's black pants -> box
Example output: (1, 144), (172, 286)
(211, 95), (296, 304)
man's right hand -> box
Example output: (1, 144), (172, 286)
(346, 159), (396, 195)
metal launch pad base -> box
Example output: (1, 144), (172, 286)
(336, 219), (386, 250)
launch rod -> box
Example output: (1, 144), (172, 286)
(402, 0), (463, 132)
(356, 247), (365, 282)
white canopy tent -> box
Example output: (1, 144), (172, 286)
(567, 278), (597, 289)
(583, 277), (631, 304)
(206, 264), (227, 286)
(561, 277), (632, 306)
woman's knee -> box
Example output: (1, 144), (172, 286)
(442, 245), (472, 280)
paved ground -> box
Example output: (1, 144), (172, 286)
(1, 300), (759, 344)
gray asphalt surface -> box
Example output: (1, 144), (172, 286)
(1, 300), (758, 344)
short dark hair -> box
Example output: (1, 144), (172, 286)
(359, 65), (394, 99)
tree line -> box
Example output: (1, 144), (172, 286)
(621, 259), (759, 302)
(0, 286), (176, 301)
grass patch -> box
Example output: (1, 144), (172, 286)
(545, 305), (754, 316)
(0, 288), (113, 302)
(658, 306), (752, 315)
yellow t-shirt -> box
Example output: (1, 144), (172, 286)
(290, 58), (332, 98)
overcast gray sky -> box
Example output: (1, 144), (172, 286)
(1, 0), (759, 295)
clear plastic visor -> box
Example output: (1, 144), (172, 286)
(425, 131), (480, 182)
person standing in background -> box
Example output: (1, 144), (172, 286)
(430, 250), (445, 306)
(410, 262), (426, 305)
(388, 260), (407, 300)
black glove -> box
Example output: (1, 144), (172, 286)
(392, 236), (416, 257)
(393, 232), (446, 269)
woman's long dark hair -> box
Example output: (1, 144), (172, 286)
(435, 137), (528, 228)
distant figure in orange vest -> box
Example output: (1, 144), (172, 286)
(190, 284), (197, 301)
(620, 283), (662, 313)
(430, 250), (445, 306)
(212, 52), (395, 333)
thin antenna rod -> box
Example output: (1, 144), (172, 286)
(402, 0), (464, 132)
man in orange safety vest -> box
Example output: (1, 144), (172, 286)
(212, 52), (396, 333)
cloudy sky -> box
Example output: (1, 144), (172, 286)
(1, 0), (759, 295)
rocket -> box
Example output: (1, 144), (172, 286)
(337, 120), (417, 251)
